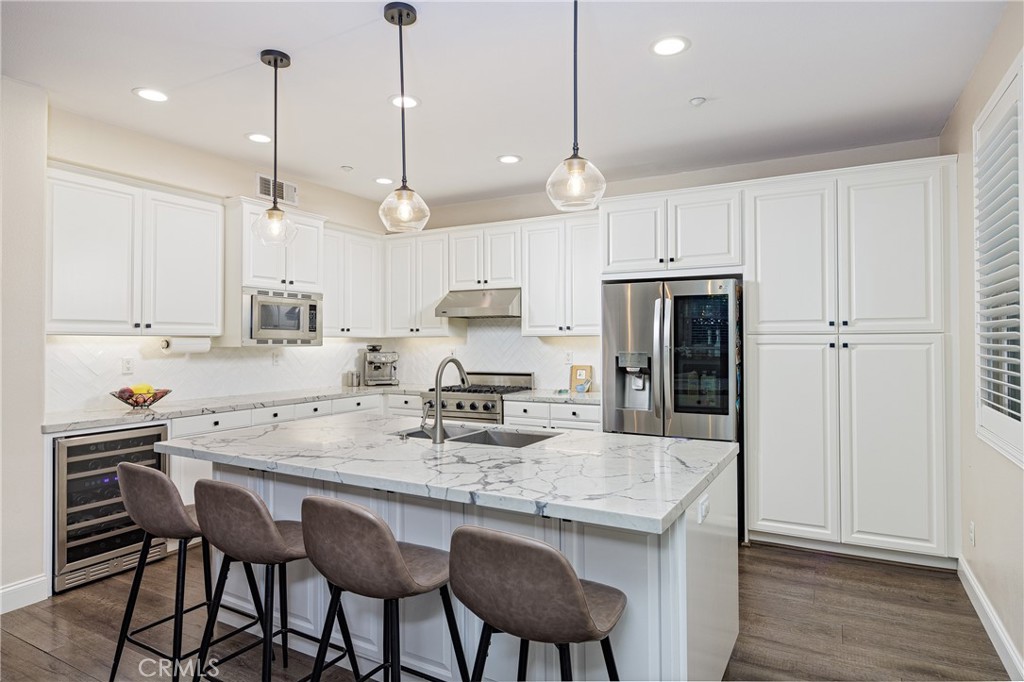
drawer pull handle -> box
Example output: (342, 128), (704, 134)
(213, 420), (220, 427)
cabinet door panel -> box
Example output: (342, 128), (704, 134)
(287, 217), (324, 293)
(838, 165), (943, 332)
(522, 222), (566, 336)
(667, 189), (742, 268)
(345, 234), (382, 337)
(385, 239), (416, 335)
(48, 173), (141, 333)
(566, 220), (601, 335)
(840, 335), (946, 555)
(483, 226), (521, 287)
(416, 234), (449, 335)
(601, 198), (666, 273)
(746, 180), (837, 333)
(266, 473), (325, 635)
(322, 231), (344, 336)
(143, 191), (223, 335)
(745, 335), (840, 541)
(242, 204), (288, 288)
(449, 231), (483, 291)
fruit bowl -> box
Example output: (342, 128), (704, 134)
(110, 387), (171, 409)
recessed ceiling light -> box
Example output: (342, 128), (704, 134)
(689, 96), (708, 107)
(497, 155), (522, 164)
(132, 87), (168, 102)
(375, 177), (394, 185)
(340, 165), (354, 172)
(390, 95), (419, 109)
(652, 36), (690, 56)
(247, 133), (272, 144)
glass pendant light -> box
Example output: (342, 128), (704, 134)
(379, 2), (430, 232)
(252, 49), (298, 247)
(547, 0), (606, 212)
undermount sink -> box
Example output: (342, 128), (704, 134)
(392, 424), (481, 441)
(447, 429), (557, 448)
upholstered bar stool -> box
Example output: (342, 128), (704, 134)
(110, 463), (264, 682)
(449, 526), (626, 682)
(192, 479), (352, 682)
(301, 496), (471, 682)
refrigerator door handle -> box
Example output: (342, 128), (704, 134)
(663, 291), (673, 431)
(652, 297), (663, 420)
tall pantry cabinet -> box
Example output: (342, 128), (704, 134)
(744, 158), (954, 557)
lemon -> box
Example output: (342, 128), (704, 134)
(130, 383), (154, 395)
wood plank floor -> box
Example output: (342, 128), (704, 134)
(0, 543), (1007, 681)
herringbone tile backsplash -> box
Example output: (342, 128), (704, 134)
(46, 321), (600, 412)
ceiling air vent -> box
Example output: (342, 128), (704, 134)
(256, 173), (299, 206)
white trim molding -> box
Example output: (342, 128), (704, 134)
(0, 574), (49, 614)
(959, 558), (1023, 681)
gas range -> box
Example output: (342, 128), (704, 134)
(421, 372), (534, 423)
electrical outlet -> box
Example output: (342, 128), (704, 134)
(121, 358), (135, 375)
(565, 352), (574, 365)
(271, 350), (281, 366)
(968, 521), (976, 546)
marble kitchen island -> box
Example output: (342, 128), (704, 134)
(156, 412), (740, 681)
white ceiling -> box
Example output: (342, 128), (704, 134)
(1, 1), (1006, 206)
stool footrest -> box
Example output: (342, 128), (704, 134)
(199, 626), (349, 678)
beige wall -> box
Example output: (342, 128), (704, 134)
(428, 138), (940, 227)
(938, 0), (1024, 670)
(48, 109), (383, 233)
(1, 78), (49, 597)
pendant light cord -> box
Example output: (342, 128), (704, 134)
(399, 12), (409, 187)
(272, 58), (280, 209)
(572, 0), (579, 157)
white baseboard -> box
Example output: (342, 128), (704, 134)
(958, 558), (1023, 681)
(0, 573), (50, 614)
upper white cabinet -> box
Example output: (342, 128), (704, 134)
(235, 197), (324, 293)
(521, 217), (600, 336)
(746, 160), (947, 334)
(600, 188), (742, 274)
(47, 169), (223, 336)
(384, 232), (453, 337)
(323, 227), (382, 338)
(448, 225), (520, 290)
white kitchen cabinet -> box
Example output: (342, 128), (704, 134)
(332, 394), (384, 415)
(386, 393), (423, 416)
(324, 228), (382, 337)
(384, 233), (453, 337)
(252, 404), (297, 426)
(521, 218), (599, 337)
(839, 334), (946, 555)
(236, 197), (325, 294)
(504, 400), (601, 431)
(168, 409), (253, 507)
(47, 169), (223, 336)
(746, 159), (948, 334)
(448, 225), (521, 290)
(600, 196), (666, 273)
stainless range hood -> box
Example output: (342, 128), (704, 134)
(435, 288), (521, 318)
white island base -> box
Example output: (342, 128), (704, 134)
(210, 459), (738, 682)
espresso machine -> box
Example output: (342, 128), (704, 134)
(362, 345), (399, 386)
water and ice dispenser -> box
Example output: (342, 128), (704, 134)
(615, 352), (652, 411)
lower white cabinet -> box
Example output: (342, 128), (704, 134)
(332, 394), (384, 415)
(745, 333), (946, 556)
(503, 401), (601, 432)
(386, 393), (423, 417)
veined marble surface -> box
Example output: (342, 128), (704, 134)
(41, 385), (428, 434)
(503, 390), (601, 405)
(156, 412), (737, 534)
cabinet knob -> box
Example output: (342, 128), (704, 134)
(415, 328), (420, 332)
(558, 326), (564, 331)
(356, 402), (361, 407)
(572, 411), (578, 417)
(566, 326), (571, 330)
(842, 342), (849, 348)
(144, 323), (152, 329)
(829, 321), (835, 326)
(477, 280), (482, 284)
(289, 280), (294, 285)
(669, 257), (675, 262)
(484, 279), (488, 284)
(213, 420), (220, 426)
(829, 342), (836, 348)
(842, 320), (849, 326)
(281, 279), (287, 284)
(272, 412), (278, 418)
(404, 400), (409, 405)
(410, 328), (414, 332)
(133, 323), (141, 328)
(659, 258), (665, 263)
(523, 408), (528, 414)
(313, 407), (319, 413)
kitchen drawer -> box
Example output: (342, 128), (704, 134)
(387, 394), (423, 413)
(503, 416), (551, 429)
(294, 400), (332, 420)
(332, 394), (383, 414)
(252, 404), (296, 426)
(550, 419), (602, 432)
(504, 401), (550, 420)
(171, 410), (253, 437)
(550, 403), (601, 423)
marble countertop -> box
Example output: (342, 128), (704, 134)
(504, 389), (601, 405)
(155, 412), (736, 534)
(41, 385), (428, 434)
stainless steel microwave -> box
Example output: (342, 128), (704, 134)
(242, 287), (322, 346)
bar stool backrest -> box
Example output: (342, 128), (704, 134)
(193, 478), (293, 564)
(301, 496), (422, 599)
(450, 525), (602, 644)
(116, 462), (199, 540)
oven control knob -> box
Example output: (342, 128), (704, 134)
(425, 400), (435, 409)
(456, 401), (465, 410)
(441, 400), (448, 409)
(469, 402), (479, 411)
(482, 402), (493, 412)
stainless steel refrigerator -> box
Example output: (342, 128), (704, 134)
(602, 278), (741, 441)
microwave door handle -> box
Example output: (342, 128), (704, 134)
(652, 298), (663, 420)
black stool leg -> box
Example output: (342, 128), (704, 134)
(336, 592), (361, 680)
(439, 585), (470, 682)
(517, 639), (530, 681)
(389, 599), (402, 682)
(382, 599), (392, 682)
(556, 643), (573, 681)
(599, 637), (618, 681)
(470, 623), (493, 682)
(262, 564), (276, 682)
(193, 556), (231, 682)
(171, 538), (188, 682)
(279, 562), (289, 668)
(200, 538), (213, 607)
(109, 533), (152, 682)
(310, 584), (341, 682)
(243, 562), (275, 663)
